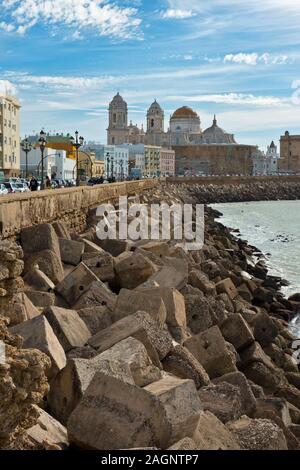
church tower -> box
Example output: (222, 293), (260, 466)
(107, 93), (129, 145)
(146, 100), (164, 145)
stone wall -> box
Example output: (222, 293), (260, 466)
(0, 179), (159, 240)
(168, 175), (300, 185)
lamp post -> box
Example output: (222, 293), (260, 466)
(38, 130), (47, 190)
(120, 159), (123, 181)
(111, 156), (114, 180)
(70, 131), (84, 186)
(106, 153), (110, 179)
(20, 138), (32, 179)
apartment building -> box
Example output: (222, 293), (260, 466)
(0, 94), (21, 177)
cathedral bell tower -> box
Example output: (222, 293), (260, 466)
(146, 100), (164, 145)
(107, 92), (129, 145)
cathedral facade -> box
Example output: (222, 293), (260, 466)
(107, 93), (237, 147)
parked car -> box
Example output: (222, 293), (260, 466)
(3, 182), (16, 193)
(52, 179), (65, 188)
(0, 183), (9, 196)
(13, 182), (30, 193)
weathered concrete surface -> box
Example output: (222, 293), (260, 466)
(0, 179), (159, 240)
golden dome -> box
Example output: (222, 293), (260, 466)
(171, 106), (199, 119)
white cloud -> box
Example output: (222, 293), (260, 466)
(179, 93), (290, 107)
(161, 9), (196, 19)
(0, 21), (15, 32)
(0, 80), (18, 96)
(224, 52), (289, 66)
(0, 0), (142, 40)
(184, 54), (193, 61)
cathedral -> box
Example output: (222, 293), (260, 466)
(107, 93), (237, 147)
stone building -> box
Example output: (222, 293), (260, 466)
(107, 93), (258, 175)
(279, 131), (300, 174)
(160, 148), (176, 176)
(0, 94), (21, 178)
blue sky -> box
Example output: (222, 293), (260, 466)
(1, 0), (300, 149)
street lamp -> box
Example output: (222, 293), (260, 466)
(20, 138), (32, 179)
(38, 130), (47, 190)
(111, 156), (114, 180)
(70, 131), (84, 186)
(120, 159), (123, 181)
(106, 153), (110, 179)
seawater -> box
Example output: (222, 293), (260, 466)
(211, 200), (300, 336)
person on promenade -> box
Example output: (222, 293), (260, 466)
(29, 177), (38, 191)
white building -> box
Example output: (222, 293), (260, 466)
(0, 94), (21, 178)
(103, 145), (129, 180)
(20, 147), (74, 180)
(252, 142), (279, 176)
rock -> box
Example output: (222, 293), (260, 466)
(157, 287), (186, 328)
(82, 252), (115, 283)
(250, 382), (266, 399)
(141, 241), (170, 257)
(162, 345), (210, 389)
(44, 306), (91, 352)
(287, 402), (300, 424)
(24, 267), (55, 292)
(188, 270), (216, 295)
(168, 437), (197, 450)
(213, 371), (257, 416)
(237, 283), (253, 302)
(77, 306), (112, 336)
(52, 221), (71, 240)
(68, 372), (201, 449)
(275, 383), (300, 410)
(198, 382), (243, 423)
(244, 361), (284, 394)
(285, 372), (300, 391)
(96, 239), (131, 257)
(115, 252), (157, 289)
(88, 310), (172, 363)
(81, 238), (105, 254)
(240, 341), (275, 370)
(220, 314), (254, 352)
(8, 292), (40, 325)
(113, 288), (167, 327)
(10, 315), (66, 379)
(148, 265), (187, 291)
(253, 398), (291, 427)
(25, 250), (64, 284)
(144, 376), (202, 446)
(289, 424), (300, 439)
(49, 337), (160, 424)
(26, 290), (56, 308)
(227, 416), (288, 450)
(264, 343), (299, 373)
(216, 278), (238, 300)
(21, 223), (61, 259)
(193, 411), (240, 450)
(253, 286), (274, 303)
(73, 280), (116, 311)
(253, 311), (279, 347)
(26, 406), (68, 450)
(59, 238), (84, 266)
(184, 325), (237, 379)
(55, 263), (99, 306)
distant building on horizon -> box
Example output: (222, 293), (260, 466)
(0, 94), (21, 178)
(279, 131), (300, 174)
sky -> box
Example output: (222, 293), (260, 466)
(1, 0), (300, 150)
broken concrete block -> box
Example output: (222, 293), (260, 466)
(115, 251), (157, 289)
(82, 251), (114, 283)
(244, 361), (284, 394)
(26, 290), (56, 308)
(52, 221), (71, 240)
(81, 238), (105, 254)
(8, 292), (40, 325)
(240, 341), (275, 370)
(10, 315), (66, 379)
(67, 372), (170, 449)
(220, 314), (255, 352)
(114, 288), (167, 327)
(140, 241), (170, 257)
(88, 310), (172, 363)
(188, 270), (216, 295)
(24, 267), (55, 292)
(25, 250), (64, 284)
(213, 371), (256, 416)
(21, 223), (61, 258)
(184, 325), (237, 379)
(254, 397), (292, 427)
(253, 311), (279, 346)
(95, 239), (131, 257)
(59, 238), (84, 266)
(44, 306), (91, 352)
(198, 382), (243, 423)
(227, 416), (288, 450)
(168, 437), (197, 450)
(193, 411), (240, 450)
(144, 376), (202, 445)
(216, 278), (238, 300)
(73, 280), (116, 311)
(149, 264), (187, 291)
(77, 306), (112, 336)
(26, 406), (68, 450)
(157, 287), (186, 328)
(162, 345), (210, 389)
(55, 263), (99, 306)
(48, 346), (136, 425)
